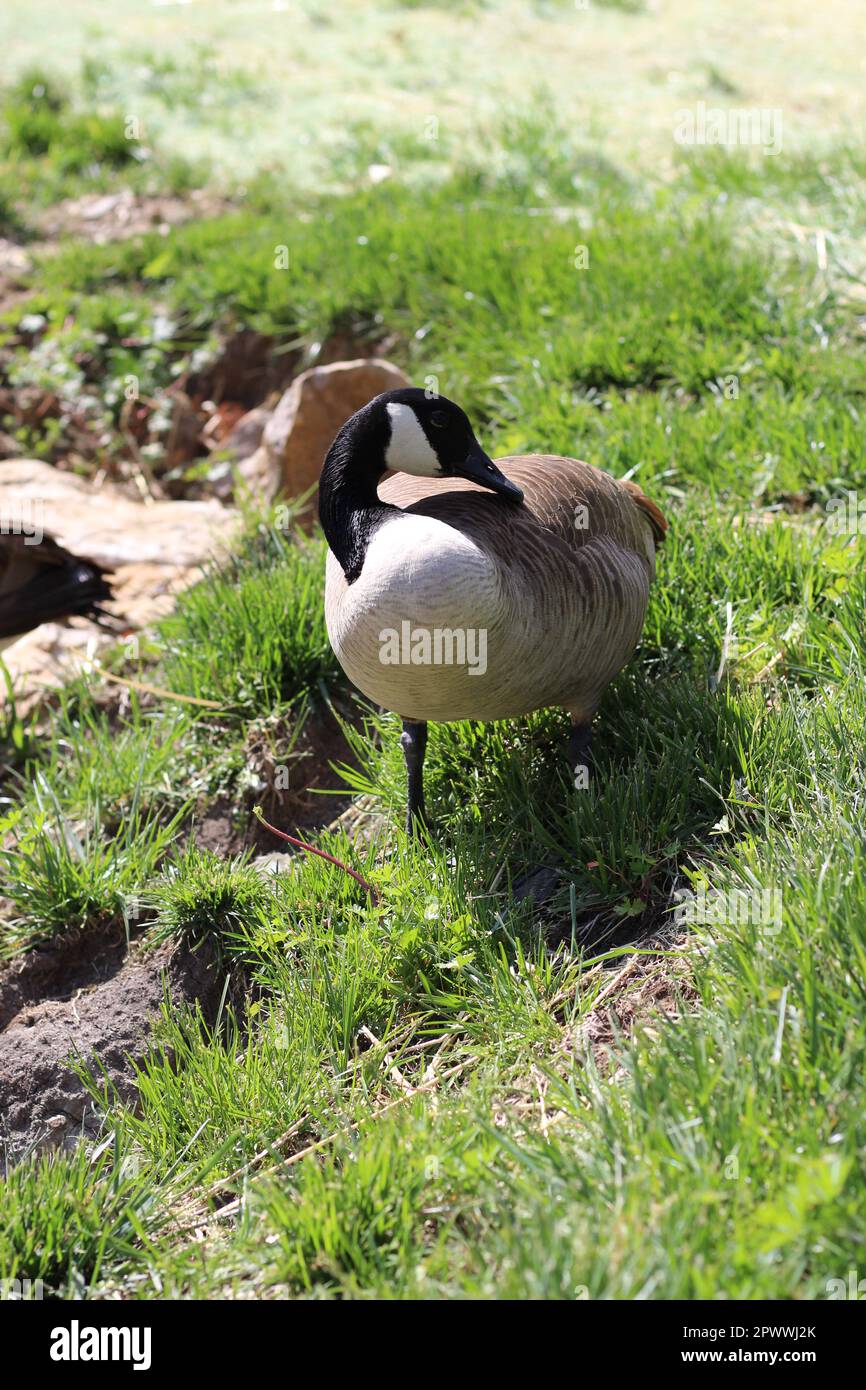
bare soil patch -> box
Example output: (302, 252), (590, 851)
(192, 702), (360, 858)
(0, 923), (224, 1163)
(34, 187), (231, 245)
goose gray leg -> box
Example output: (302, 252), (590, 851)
(513, 717), (594, 905)
(568, 719), (593, 788)
(401, 719), (429, 837)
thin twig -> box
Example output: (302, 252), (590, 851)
(586, 955), (642, 1016)
(359, 1026), (413, 1093)
(91, 663), (225, 709)
(122, 428), (164, 503)
(253, 805), (380, 905)
(547, 962), (605, 1012)
(714, 600), (735, 688)
(752, 650), (784, 684)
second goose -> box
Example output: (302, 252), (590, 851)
(0, 531), (113, 652)
(320, 388), (667, 832)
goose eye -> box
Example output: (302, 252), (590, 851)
(429, 410), (447, 429)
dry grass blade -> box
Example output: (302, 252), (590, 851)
(169, 1058), (472, 1237)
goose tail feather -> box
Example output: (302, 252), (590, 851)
(0, 560), (115, 642)
(621, 482), (668, 548)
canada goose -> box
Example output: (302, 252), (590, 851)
(0, 531), (113, 651)
(321, 388), (667, 833)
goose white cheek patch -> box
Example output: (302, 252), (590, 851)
(385, 402), (443, 477)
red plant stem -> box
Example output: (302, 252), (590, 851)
(254, 808), (380, 906)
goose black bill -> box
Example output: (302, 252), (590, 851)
(455, 448), (524, 502)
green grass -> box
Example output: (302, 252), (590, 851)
(13, 120), (865, 500)
(159, 523), (339, 717)
(1, 117), (865, 1301)
(0, 775), (186, 952)
(4, 69), (138, 172)
(145, 844), (272, 953)
(0, 1142), (157, 1295)
(0, 63), (204, 236)
(7, 685), (191, 817)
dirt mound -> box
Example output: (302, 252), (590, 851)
(0, 924), (224, 1163)
(35, 188), (230, 246)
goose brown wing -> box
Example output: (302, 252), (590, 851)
(379, 454), (667, 563)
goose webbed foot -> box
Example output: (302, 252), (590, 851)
(401, 719), (431, 839)
(511, 864), (561, 905)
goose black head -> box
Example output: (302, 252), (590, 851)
(327, 387), (524, 503)
(319, 387), (523, 583)
(382, 388), (524, 501)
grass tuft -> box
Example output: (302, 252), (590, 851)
(145, 844), (272, 952)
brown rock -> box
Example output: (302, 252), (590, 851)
(162, 388), (205, 472)
(203, 405), (274, 500)
(184, 328), (296, 410)
(263, 358), (410, 500)
(0, 459), (238, 570)
(220, 404), (272, 462)
(237, 442), (281, 504)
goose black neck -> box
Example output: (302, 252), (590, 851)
(318, 420), (391, 584)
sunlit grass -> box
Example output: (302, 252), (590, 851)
(1, 97), (865, 1302)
